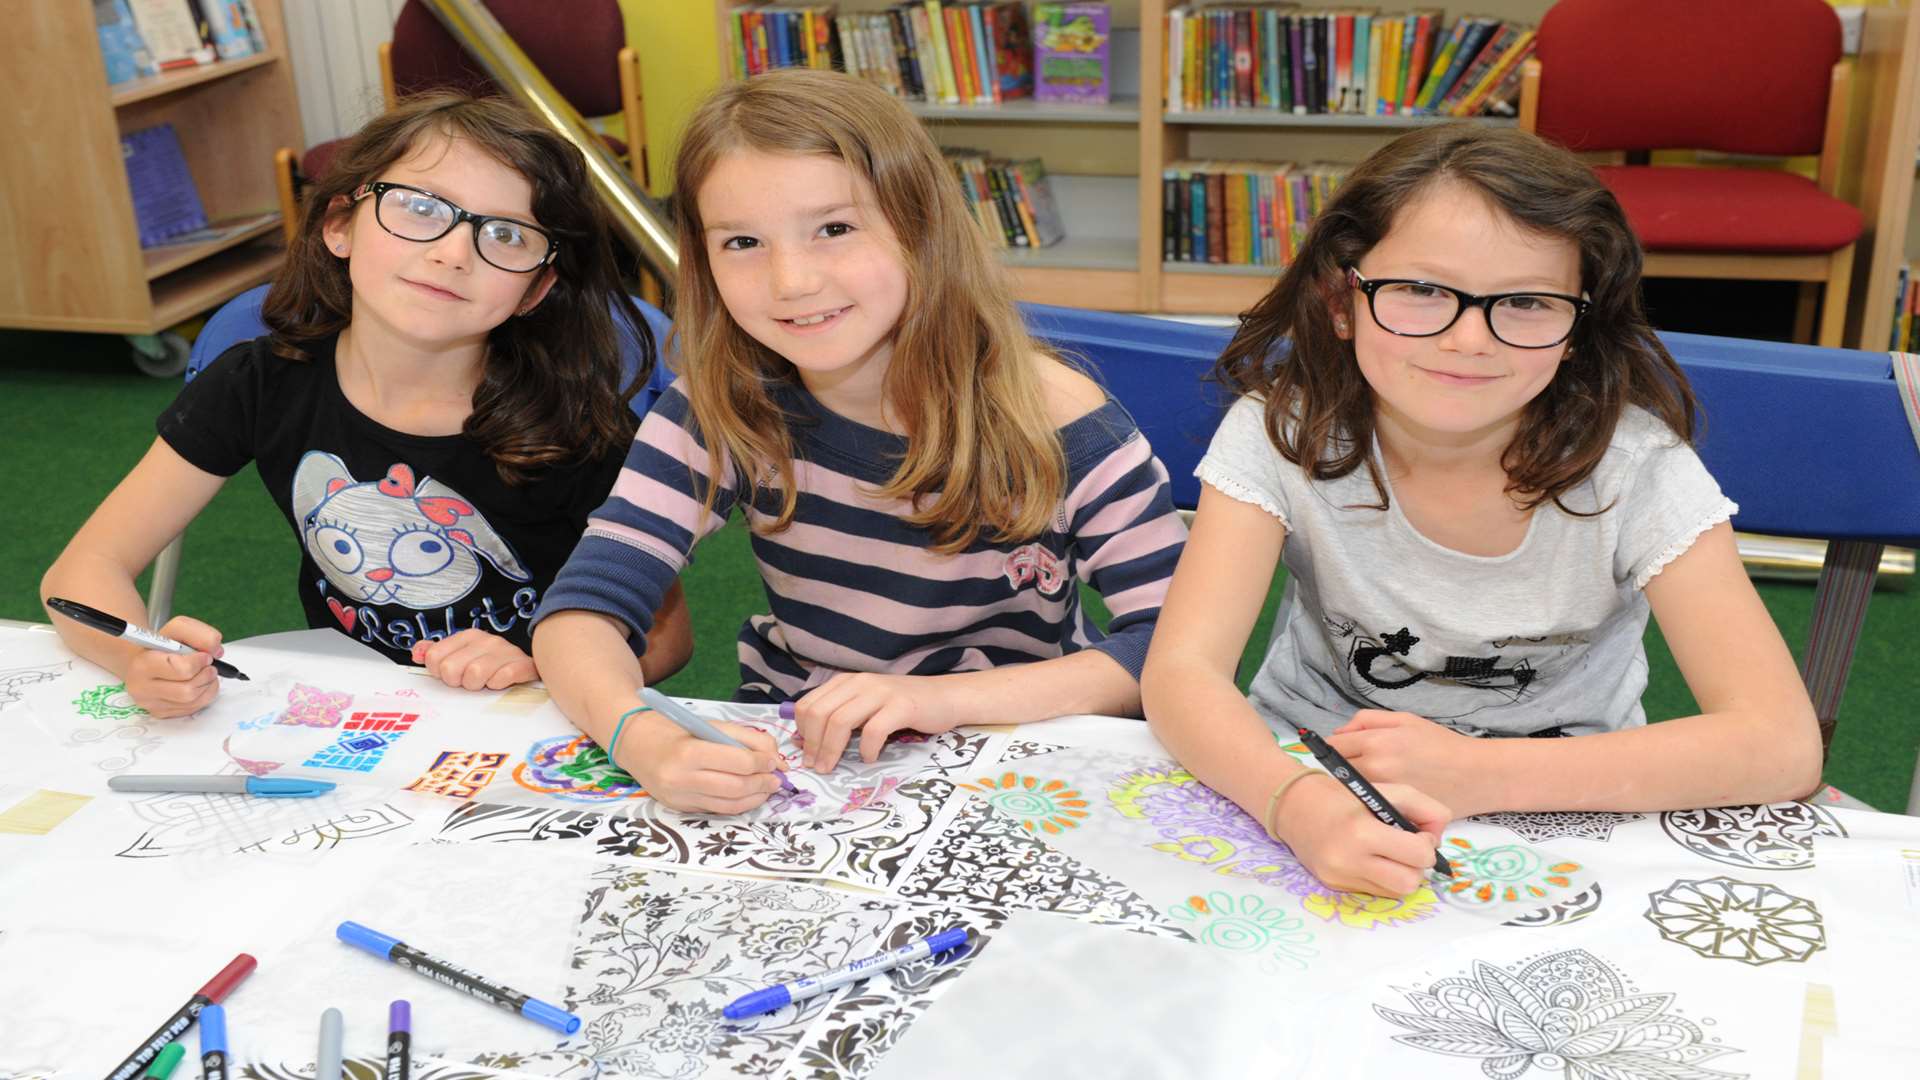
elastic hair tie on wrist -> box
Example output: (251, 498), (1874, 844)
(1264, 770), (1321, 842)
(608, 704), (654, 758)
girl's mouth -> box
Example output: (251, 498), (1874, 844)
(778, 306), (850, 331)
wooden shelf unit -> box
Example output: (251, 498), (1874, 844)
(713, 0), (1551, 314)
(0, 2), (304, 336)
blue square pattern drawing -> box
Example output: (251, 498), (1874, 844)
(301, 710), (419, 773)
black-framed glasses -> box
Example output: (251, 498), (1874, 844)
(1346, 267), (1588, 349)
(352, 181), (557, 273)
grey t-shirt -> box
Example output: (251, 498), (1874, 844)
(1198, 397), (1736, 739)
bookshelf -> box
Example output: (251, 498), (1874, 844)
(714, 1), (1545, 314)
(0, 2), (304, 338)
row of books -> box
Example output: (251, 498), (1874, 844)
(945, 151), (1068, 249)
(726, 3), (1113, 106)
(1162, 160), (1350, 267)
(94, 0), (269, 87)
(1165, 7), (1534, 118)
(1889, 264), (1920, 353)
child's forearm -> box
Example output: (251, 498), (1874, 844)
(935, 649), (1142, 725)
(1143, 657), (1309, 824)
(1473, 706), (1824, 813)
(531, 610), (647, 747)
(39, 552), (157, 678)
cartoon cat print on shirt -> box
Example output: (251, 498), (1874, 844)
(291, 452), (530, 612)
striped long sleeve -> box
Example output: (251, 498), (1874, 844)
(537, 378), (1188, 700)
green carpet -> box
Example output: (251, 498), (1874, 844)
(4, 327), (1914, 810)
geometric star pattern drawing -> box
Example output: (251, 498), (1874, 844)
(1474, 810), (1645, 845)
(1644, 876), (1827, 966)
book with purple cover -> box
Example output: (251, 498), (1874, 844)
(122, 123), (208, 247)
(1033, 2), (1109, 104)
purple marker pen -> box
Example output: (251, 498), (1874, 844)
(384, 1001), (410, 1080)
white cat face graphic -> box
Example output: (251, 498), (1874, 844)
(291, 453), (530, 609)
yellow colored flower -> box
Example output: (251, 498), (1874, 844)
(1301, 885), (1439, 929)
(1107, 766), (1197, 819)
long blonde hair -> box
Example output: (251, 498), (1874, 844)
(672, 69), (1064, 552)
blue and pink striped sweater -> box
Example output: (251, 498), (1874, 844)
(536, 378), (1188, 701)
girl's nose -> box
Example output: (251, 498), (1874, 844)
(424, 223), (474, 269)
(769, 248), (822, 299)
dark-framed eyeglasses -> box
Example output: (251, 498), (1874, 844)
(1346, 267), (1588, 350)
(351, 181), (558, 274)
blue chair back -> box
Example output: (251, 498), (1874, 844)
(187, 284), (677, 414)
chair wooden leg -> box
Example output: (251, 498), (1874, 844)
(1793, 284), (1819, 345)
(1816, 243), (1855, 349)
(273, 148), (299, 247)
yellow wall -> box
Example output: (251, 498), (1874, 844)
(617, 0), (723, 198)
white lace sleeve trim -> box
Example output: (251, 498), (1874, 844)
(1633, 497), (1739, 590)
(1196, 460), (1291, 529)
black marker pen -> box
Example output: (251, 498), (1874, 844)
(45, 596), (248, 679)
(1296, 726), (1454, 878)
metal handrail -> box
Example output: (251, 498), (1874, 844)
(421, 0), (679, 278)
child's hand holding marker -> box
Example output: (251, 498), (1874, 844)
(410, 628), (537, 691)
(122, 614), (227, 718)
(1274, 773), (1451, 898)
(610, 689), (790, 814)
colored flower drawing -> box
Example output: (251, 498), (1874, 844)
(1375, 948), (1745, 1080)
(1660, 802), (1847, 871)
(1108, 766), (1438, 930)
(1475, 810), (1644, 845)
(1168, 892), (1317, 972)
(408, 751), (509, 800)
(958, 772), (1090, 834)
(275, 682), (352, 727)
(1439, 836), (1583, 908)
(512, 735), (647, 802)
(1644, 877), (1826, 966)
(72, 682), (147, 723)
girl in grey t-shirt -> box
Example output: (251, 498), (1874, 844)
(1141, 125), (1823, 901)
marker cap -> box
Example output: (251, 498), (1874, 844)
(927, 928), (970, 954)
(722, 985), (792, 1020)
(337, 920), (402, 958)
(778, 701), (796, 721)
(199, 1004), (228, 1052)
(389, 1000), (411, 1032)
(198, 955), (257, 1003)
(521, 998), (583, 1035)
(142, 1043), (186, 1080)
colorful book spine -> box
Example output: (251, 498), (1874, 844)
(1034, 2), (1110, 104)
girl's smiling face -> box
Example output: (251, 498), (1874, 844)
(697, 149), (910, 414)
(1346, 179), (1582, 452)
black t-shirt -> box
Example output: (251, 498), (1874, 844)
(156, 335), (626, 664)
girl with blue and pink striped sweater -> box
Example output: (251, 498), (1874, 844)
(531, 70), (1187, 814)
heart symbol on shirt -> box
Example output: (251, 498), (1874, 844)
(326, 596), (357, 632)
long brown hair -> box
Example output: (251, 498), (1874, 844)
(671, 69), (1064, 552)
(263, 91), (648, 484)
(1214, 123), (1697, 513)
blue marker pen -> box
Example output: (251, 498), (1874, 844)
(198, 1004), (228, 1080)
(336, 922), (580, 1034)
(723, 928), (970, 1020)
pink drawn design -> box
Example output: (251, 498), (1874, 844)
(276, 683), (353, 728)
(839, 777), (900, 813)
(1003, 543), (1068, 596)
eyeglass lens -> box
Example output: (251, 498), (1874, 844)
(1372, 282), (1577, 348)
(374, 187), (551, 272)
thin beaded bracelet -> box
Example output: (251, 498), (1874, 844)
(1263, 770), (1322, 842)
(608, 704), (654, 758)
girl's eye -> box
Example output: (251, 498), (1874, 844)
(1404, 283), (1443, 299)
(402, 195), (444, 219)
(481, 221), (526, 248)
(1502, 295), (1546, 311)
(819, 222), (854, 239)
(720, 236), (759, 251)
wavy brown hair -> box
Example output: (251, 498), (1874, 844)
(671, 69), (1064, 552)
(1214, 123), (1697, 513)
(262, 91), (649, 484)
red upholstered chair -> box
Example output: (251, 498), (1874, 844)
(271, 0), (648, 241)
(1519, 0), (1860, 348)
